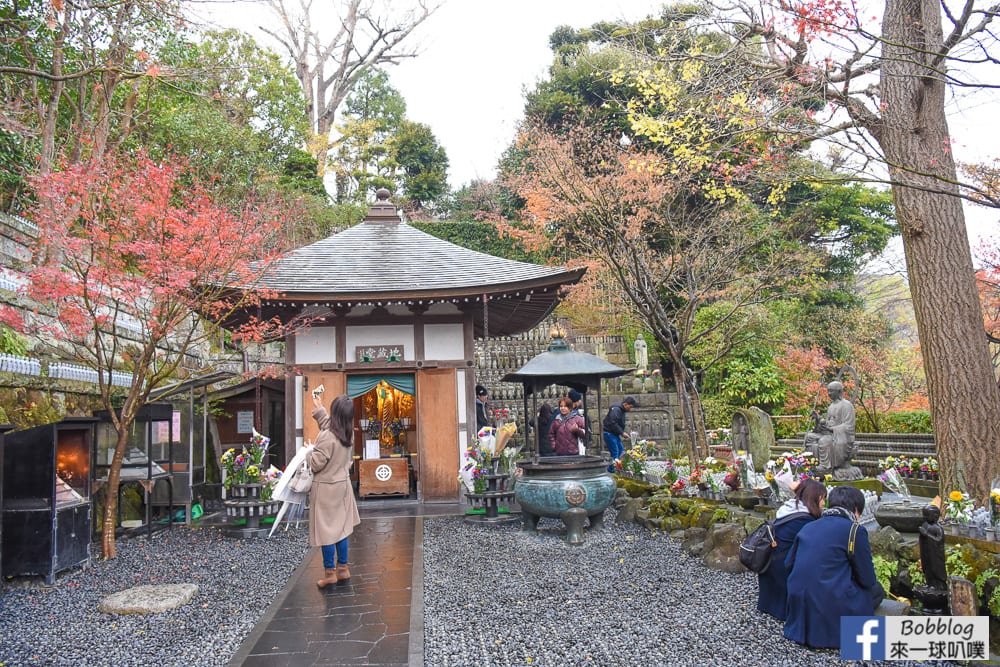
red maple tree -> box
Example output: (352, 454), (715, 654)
(0, 151), (307, 558)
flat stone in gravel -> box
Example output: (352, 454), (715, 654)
(98, 583), (199, 614)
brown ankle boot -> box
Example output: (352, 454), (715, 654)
(316, 568), (338, 588)
(336, 564), (350, 581)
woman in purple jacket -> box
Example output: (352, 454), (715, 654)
(548, 396), (585, 456)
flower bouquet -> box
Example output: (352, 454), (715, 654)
(990, 486), (1000, 528)
(945, 490), (974, 525)
(460, 443), (494, 494)
(368, 419), (384, 438)
(878, 466), (911, 502)
(221, 428), (278, 499)
(707, 428), (732, 447)
(615, 443), (648, 477)
(494, 421), (518, 455)
(476, 426), (496, 453)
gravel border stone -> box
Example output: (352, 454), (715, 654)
(0, 527), (309, 667)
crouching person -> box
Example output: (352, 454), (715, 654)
(783, 485), (884, 648)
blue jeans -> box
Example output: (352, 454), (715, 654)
(603, 432), (624, 471)
(321, 538), (349, 568)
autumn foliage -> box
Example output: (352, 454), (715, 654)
(505, 121), (816, 459)
(0, 151), (301, 558)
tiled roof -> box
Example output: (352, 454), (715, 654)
(227, 192), (585, 337)
(256, 219), (577, 297)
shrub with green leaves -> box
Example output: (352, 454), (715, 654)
(873, 555), (898, 593)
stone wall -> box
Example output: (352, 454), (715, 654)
(474, 324), (682, 451)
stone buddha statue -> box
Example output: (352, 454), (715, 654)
(804, 381), (862, 481)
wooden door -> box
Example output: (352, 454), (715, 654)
(302, 372), (346, 444)
(416, 368), (458, 501)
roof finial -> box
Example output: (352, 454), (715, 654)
(365, 188), (399, 224)
(547, 323), (569, 351)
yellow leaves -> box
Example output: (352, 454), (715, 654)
(766, 182), (792, 208)
(678, 58), (705, 83)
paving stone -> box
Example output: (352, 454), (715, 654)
(97, 583), (199, 615)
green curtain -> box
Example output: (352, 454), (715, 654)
(346, 374), (415, 398)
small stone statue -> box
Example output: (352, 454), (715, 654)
(915, 503), (949, 614)
(804, 381), (862, 481)
(918, 503), (948, 591)
(633, 334), (648, 373)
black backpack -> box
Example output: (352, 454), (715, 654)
(739, 514), (804, 574)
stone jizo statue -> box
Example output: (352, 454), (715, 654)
(633, 334), (648, 373)
(804, 380), (862, 481)
(918, 503), (948, 591)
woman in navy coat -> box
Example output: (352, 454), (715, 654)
(757, 479), (826, 620)
(784, 485), (884, 649)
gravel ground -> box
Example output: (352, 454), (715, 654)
(0, 510), (971, 667)
(0, 526), (309, 667)
(421, 511), (960, 667)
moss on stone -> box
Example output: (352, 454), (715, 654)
(708, 508), (731, 527)
(647, 500), (673, 519)
(617, 478), (656, 498)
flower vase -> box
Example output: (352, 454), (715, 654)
(223, 483), (278, 536)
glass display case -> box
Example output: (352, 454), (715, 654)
(93, 403), (174, 536)
(147, 375), (222, 520)
(1, 418), (95, 583)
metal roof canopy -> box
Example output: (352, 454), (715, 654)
(501, 327), (632, 459)
(148, 371), (237, 401)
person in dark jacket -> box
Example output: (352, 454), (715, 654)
(757, 479), (826, 620)
(783, 485), (884, 648)
(602, 396), (638, 471)
(548, 397), (585, 455)
(475, 385), (490, 431)
(533, 402), (555, 456)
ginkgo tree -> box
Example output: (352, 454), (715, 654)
(0, 151), (308, 559)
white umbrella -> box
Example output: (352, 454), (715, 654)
(268, 448), (310, 538)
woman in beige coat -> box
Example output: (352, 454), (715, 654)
(308, 394), (361, 588)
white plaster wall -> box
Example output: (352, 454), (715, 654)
(456, 369), (467, 420)
(424, 323), (465, 361)
(293, 327), (336, 365)
(345, 324), (415, 360)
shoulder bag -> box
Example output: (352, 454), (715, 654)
(288, 456), (314, 493)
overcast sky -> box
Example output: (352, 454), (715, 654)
(386, 1), (649, 187)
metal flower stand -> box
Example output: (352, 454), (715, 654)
(223, 484), (279, 538)
(465, 471), (519, 525)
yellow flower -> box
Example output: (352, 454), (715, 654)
(949, 490), (964, 502)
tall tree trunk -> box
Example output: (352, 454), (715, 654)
(666, 345), (705, 463)
(101, 428), (130, 560)
(880, 0), (1000, 501)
